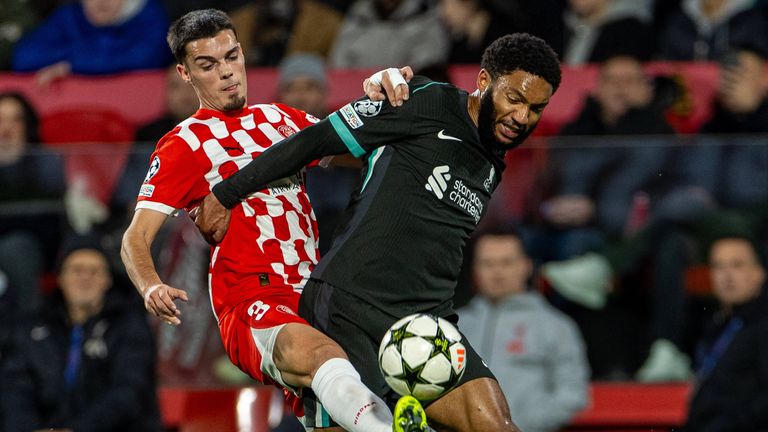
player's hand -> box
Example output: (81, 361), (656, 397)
(193, 193), (231, 245)
(364, 66), (413, 107)
(142, 283), (188, 326)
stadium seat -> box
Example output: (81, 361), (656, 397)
(40, 108), (134, 204)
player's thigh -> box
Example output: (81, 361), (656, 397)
(426, 378), (519, 432)
(299, 279), (393, 396)
(221, 289), (309, 389)
(273, 322), (348, 388)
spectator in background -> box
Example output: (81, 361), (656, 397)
(530, 56), (680, 379)
(542, 48), (768, 381)
(681, 235), (768, 431)
(437, 0), (527, 64)
(458, 227), (589, 432)
(690, 46), (768, 212)
(276, 53), (358, 254)
(0, 235), (161, 432)
(0, 92), (66, 325)
(530, 55), (673, 265)
(702, 47), (768, 134)
(561, 0), (654, 65)
(12, 0), (171, 85)
(329, 0), (449, 71)
(657, 0), (768, 61)
(286, 0), (352, 59)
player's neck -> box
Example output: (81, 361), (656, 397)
(467, 90), (481, 127)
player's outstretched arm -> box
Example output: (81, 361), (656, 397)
(121, 208), (189, 325)
(194, 120), (349, 242)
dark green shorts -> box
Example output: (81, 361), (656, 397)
(298, 278), (496, 427)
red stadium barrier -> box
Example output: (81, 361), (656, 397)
(0, 63), (719, 136)
(159, 386), (281, 432)
(566, 383), (691, 431)
(158, 383), (692, 431)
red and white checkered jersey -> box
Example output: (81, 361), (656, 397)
(136, 104), (321, 319)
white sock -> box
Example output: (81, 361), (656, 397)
(311, 358), (392, 432)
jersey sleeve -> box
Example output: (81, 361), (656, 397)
(135, 135), (208, 215)
(326, 77), (445, 157)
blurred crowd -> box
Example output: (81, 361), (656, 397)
(0, 0), (767, 430)
(3, 0), (768, 73)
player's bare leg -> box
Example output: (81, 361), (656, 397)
(425, 378), (520, 432)
(273, 323), (394, 432)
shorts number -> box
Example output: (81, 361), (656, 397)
(248, 301), (271, 320)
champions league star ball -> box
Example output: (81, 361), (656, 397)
(378, 313), (467, 401)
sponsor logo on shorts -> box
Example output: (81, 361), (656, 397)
(139, 184), (155, 197)
(339, 104), (364, 129)
(354, 100), (383, 117)
(276, 304), (298, 316)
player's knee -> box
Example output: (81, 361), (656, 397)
(273, 324), (346, 377)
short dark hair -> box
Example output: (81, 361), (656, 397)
(709, 234), (766, 269)
(167, 9), (237, 64)
(470, 223), (528, 257)
(481, 33), (561, 91)
(0, 92), (39, 144)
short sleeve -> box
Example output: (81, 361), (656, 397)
(135, 135), (208, 215)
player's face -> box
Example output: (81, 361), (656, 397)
(477, 69), (553, 148)
(59, 249), (112, 312)
(473, 236), (532, 302)
(710, 239), (765, 307)
(83, 0), (124, 26)
(180, 29), (247, 113)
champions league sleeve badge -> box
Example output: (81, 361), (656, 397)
(354, 100), (383, 117)
(144, 156), (161, 183)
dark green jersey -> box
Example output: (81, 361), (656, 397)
(314, 76), (505, 316)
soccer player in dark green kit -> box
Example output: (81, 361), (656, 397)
(196, 34), (561, 432)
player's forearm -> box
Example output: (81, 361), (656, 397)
(121, 228), (163, 297)
(212, 119), (348, 209)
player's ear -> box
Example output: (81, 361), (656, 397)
(477, 69), (491, 95)
(177, 63), (192, 84)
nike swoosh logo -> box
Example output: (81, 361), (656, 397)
(437, 129), (462, 142)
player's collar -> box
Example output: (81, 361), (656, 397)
(196, 106), (249, 120)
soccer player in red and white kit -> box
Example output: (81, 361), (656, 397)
(120, 9), (426, 432)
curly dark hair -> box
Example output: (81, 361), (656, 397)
(481, 33), (561, 91)
(167, 9), (237, 64)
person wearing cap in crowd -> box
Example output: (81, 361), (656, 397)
(0, 234), (161, 432)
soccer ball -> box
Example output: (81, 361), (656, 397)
(378, 313), (467, 401)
